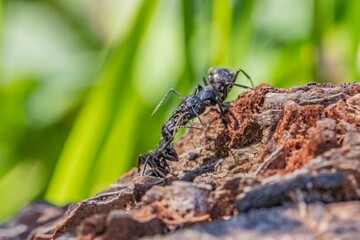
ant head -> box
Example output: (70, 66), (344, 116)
(208, 68), (238, 100)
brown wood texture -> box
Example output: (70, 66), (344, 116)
(1, 82), (360, 240)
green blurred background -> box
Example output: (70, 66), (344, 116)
(0, 0), (359, 221)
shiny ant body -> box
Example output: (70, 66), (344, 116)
(161, 94), (206, 142)
(154, 68), (253, 140)
(196, 68), (253, 120)
(138, 139), (178, 177)
(138, 67), (253, 177)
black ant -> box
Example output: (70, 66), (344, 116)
(138, 67), (253, 177)
(138, 95), (206, 177)
(153, 67), (253, 138)
(138, 139), (178, 177)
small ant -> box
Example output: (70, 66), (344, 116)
(138, 139), (178, 177)
(138, 67), (253, 177)
(153, 67), (253, 138)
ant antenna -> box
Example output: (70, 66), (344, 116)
(202, 77), (209, 86)
(236, 69), (254, 88)
(193, 84), (203, 95)
(190, 106), (206, 129)
(151, 88), (184, 117)
(141, 155), (150, 176)
(233, 83), (253, 90)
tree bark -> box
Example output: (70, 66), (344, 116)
(1, 82), (360, 240)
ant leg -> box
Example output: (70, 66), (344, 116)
(152, 88), (184, 117)
(162, 125), (175, 143)
(222, 102), (232, 109)
(169, 112), (203, 139)
(138, 155), (145, 173)
(150, 157), (169, 178)
(235, 69), (254, 88)
(154, 167), (167, 178)
(191, 106), (206, 129)
(218, 105), (229, 125)
(143, 156), (166, 178)
(181, 125), (203, 131)
(170, 113), (187, 138)
(193, 84), (203, 95)
(215, 96), (229, 125)
(158, 138), (172, 151)
(233, 83), (253, 90)
(141, 155), (151, 176)
(202, 77), (209, 86)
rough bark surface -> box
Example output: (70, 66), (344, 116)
(1, 83), (360, 240)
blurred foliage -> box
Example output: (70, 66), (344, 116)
(0, 0), (359, 221)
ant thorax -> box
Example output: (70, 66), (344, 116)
(197, 85), (220, 105)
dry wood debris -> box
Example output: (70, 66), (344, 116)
(1, 82), (360, 240)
